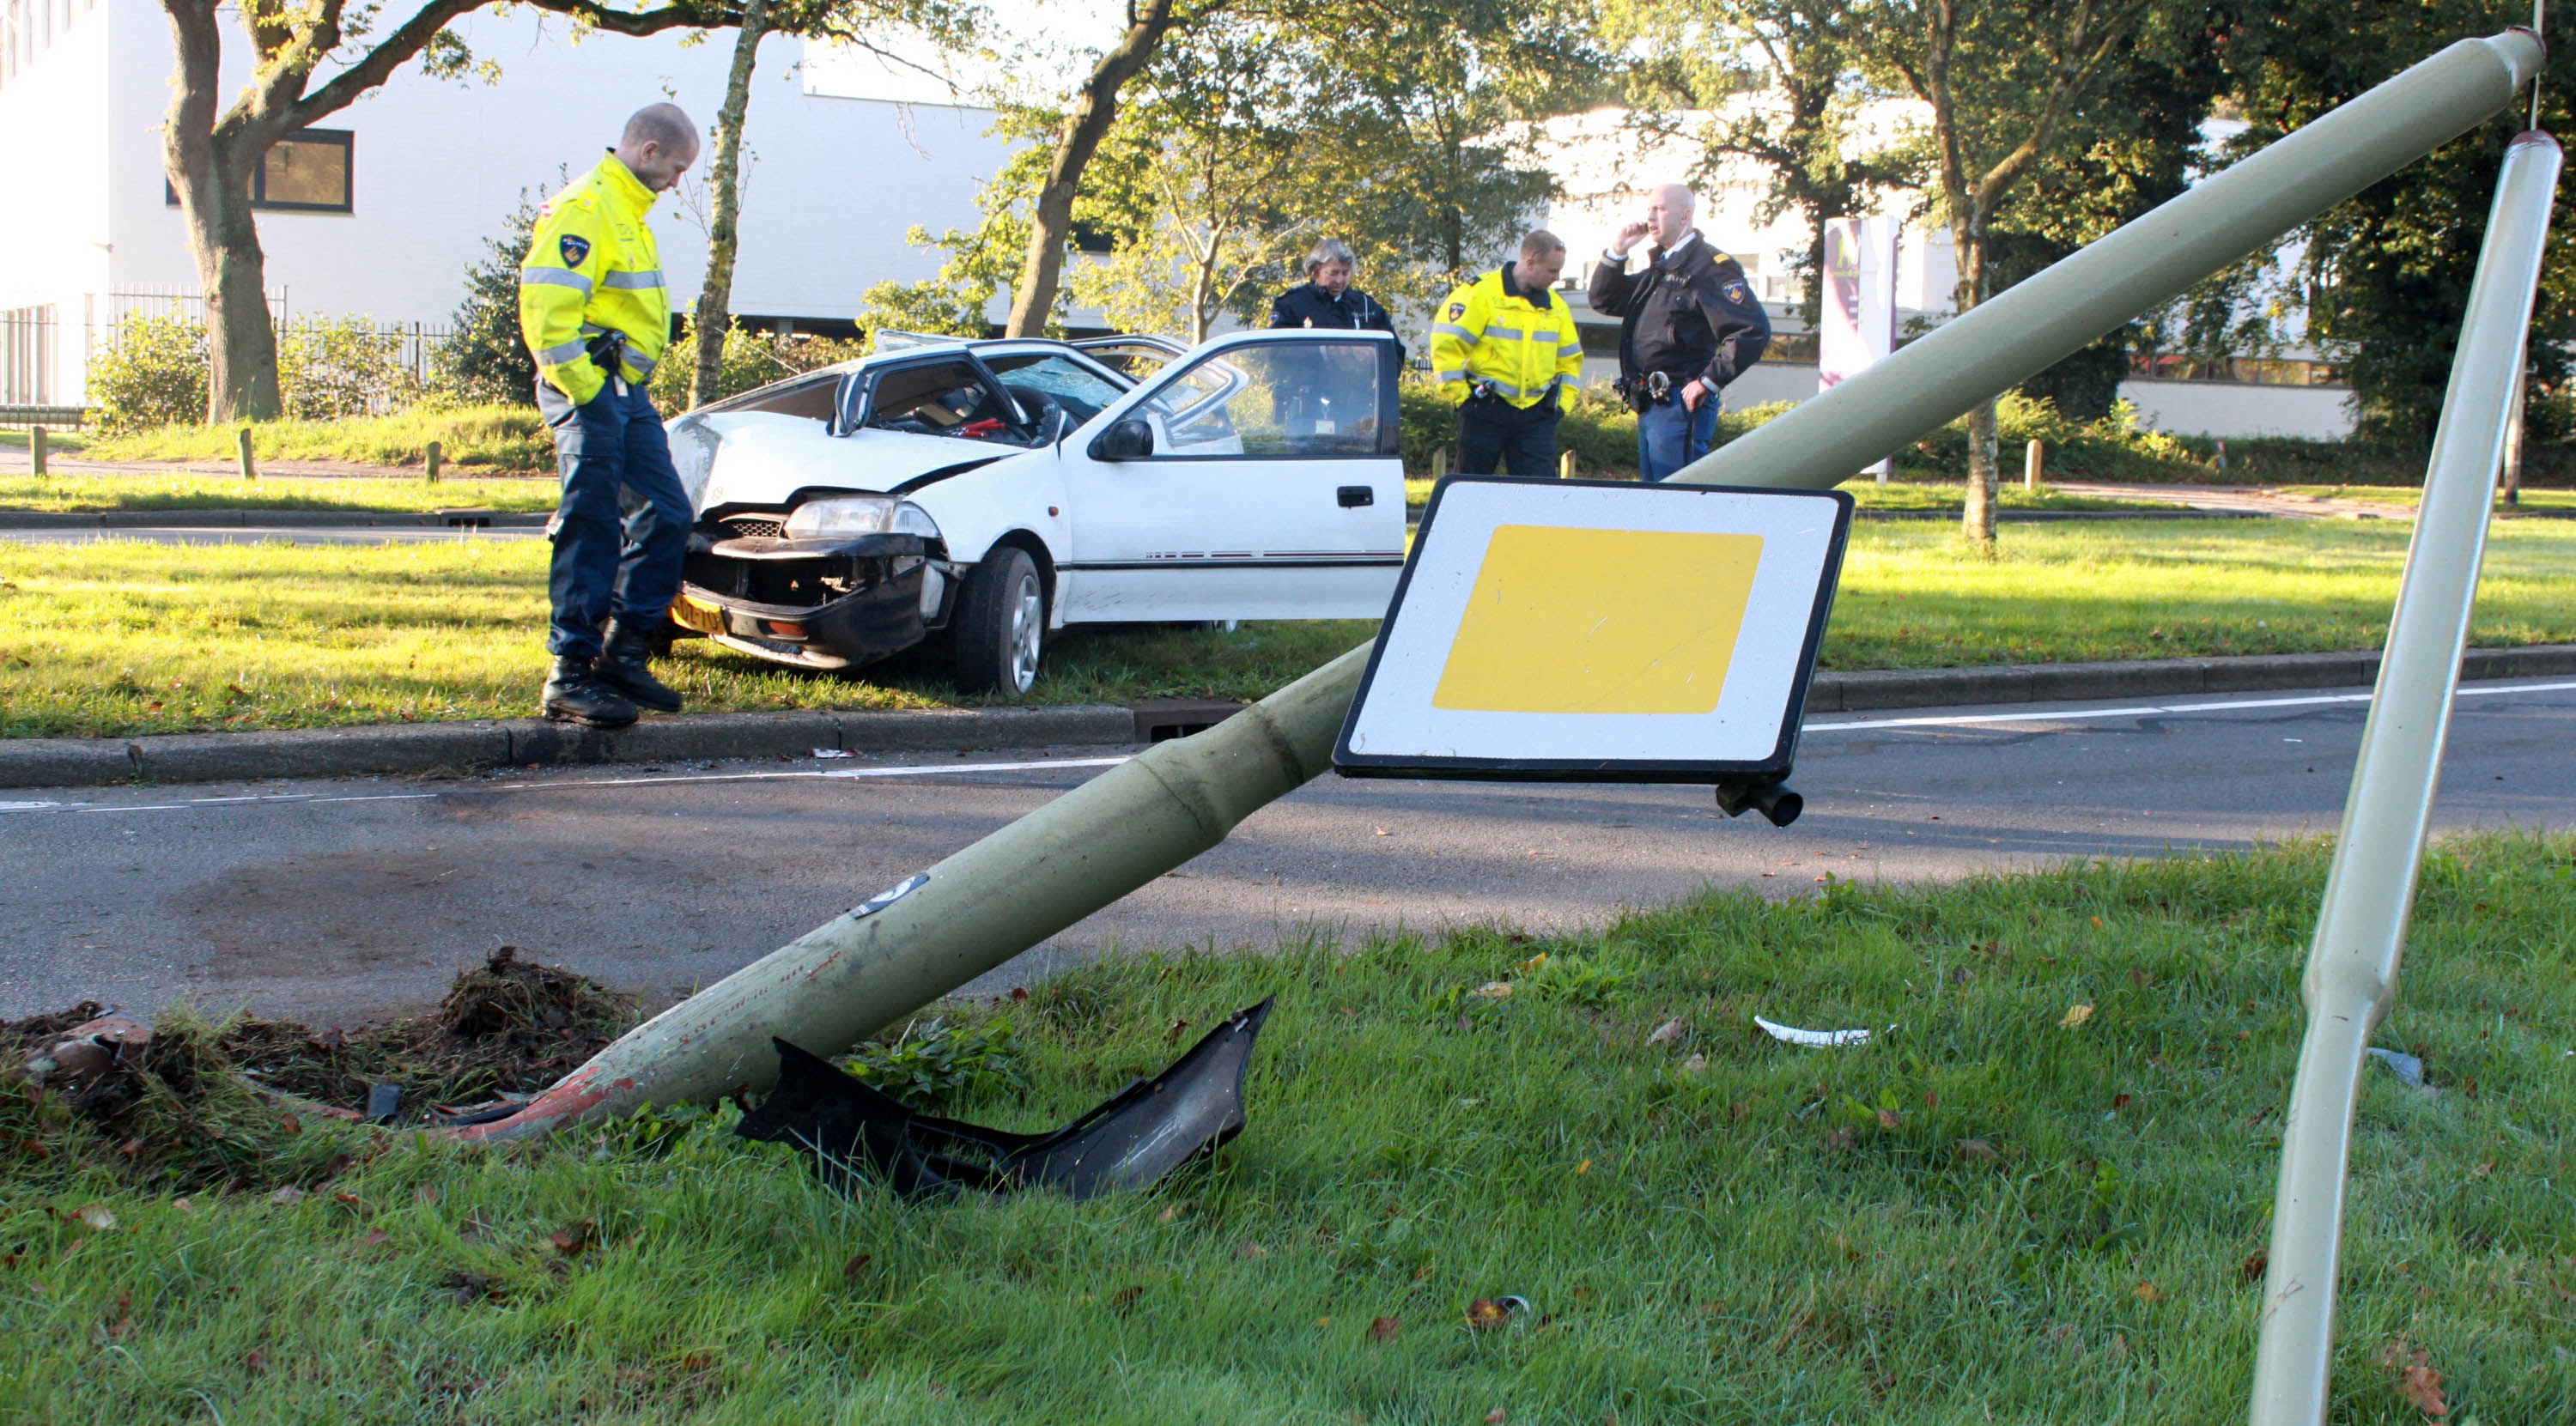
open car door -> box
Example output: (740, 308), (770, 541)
(1055, 330), (1406, 623)
(1070, 334), (1188, 382)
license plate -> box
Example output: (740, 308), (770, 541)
(671, 595), (726, 637)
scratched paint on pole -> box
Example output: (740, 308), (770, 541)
(1336, 476), (1850, 780)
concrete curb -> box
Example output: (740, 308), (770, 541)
(4, 645), (2573, 789)
(0, 509), (550, 530)
(1855, 507), (2257, 523)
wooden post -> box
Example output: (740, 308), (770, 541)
(2024, 438), (2043, 493)
(29, 425), (46, 479)
(425, 440), (443, 484)
(2501, 362), (2526, 506)
(236, 426), (257, 482)
(1558, 449), (1577, 481)
(1431, 446), (1449, 482)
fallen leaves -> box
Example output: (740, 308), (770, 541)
(548, 1219), (597, 1258)
(269, 1186), (306, 1207)
(442, 1270), (507, 1306)
(2379, 1339), (2449, 1417)
(1466, 1299), (1510, 1332)
(70, 1204), (115, 1232)
(2060, 1004), (2095, 1029)
(1367, 1315), (1400, 1343)
(2239, 1249), (2269, 1285)
(2131, 1281), (2164, 1304)
(843, 1253), (872, 1280)
(1645, 1018), (1686, 1046)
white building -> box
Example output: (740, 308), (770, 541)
(0, 0), (1006, 405)
(1522, 106), (2360, 440)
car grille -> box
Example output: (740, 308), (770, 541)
(722, 516), (787, 539)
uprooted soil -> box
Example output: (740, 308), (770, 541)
(2, 949), (640, 1187)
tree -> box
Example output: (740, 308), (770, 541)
(431, 185), (549, 406)
(690, 0), (772, 409)
(1852, 0), (2160, 545)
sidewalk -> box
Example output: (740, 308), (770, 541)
(6, 643), (2570, 789)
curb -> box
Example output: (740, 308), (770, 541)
(1854, 507), (2256, 523)
(4, 645), (2573, 790)
(0, 509), (550, 530)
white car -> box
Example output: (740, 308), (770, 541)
(660, 329), (1408, 693)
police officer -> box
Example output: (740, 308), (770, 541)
(1588, 184), (1770, 482)
(519, 103), (698, 728)
(1269, 239), (1400, 348)
(1431, 232), (1584, 477)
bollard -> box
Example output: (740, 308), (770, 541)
(29, 425), (45, 479)
(2024, 439), (2043, 493)
(425, 440), (442, 484)
(236, 427), (257, 482)
(1431, 446), (1449, 482)
(1558, 449), (1576, 480)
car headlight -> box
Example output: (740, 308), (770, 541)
(784, 496), (941, 540)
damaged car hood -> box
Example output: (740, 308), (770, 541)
(685, 411), (1009, 513)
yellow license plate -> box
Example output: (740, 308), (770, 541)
(671, 595), (726, 637)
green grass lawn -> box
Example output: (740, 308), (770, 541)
(0, 471), (560, 514)
(1404, 476), (2178, 513)
(3, 519), (2573, 738)
(2271, 484), (2576, 512)
(76, 406), (551, 474)
(9, 833), (2574, 1423)
(0, 428), (92, 454)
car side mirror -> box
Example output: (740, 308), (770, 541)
(1091, 418), (1154, 461)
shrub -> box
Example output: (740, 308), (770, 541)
(428, 185), (547, 408)
(650, 324), (868, 412)
(88, 313), (208, 434)
(278, 315), (418, 422)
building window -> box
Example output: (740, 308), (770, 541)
(164, 129), (355, 213)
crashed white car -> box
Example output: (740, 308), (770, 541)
(661, 329), (1408, 693)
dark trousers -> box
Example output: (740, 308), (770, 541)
(1637, 393), (1721, 482)
(537, 379), (691, 658)
(1455, 394), (1562, 477)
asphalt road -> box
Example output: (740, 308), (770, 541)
(5, 679), (2573, 1026)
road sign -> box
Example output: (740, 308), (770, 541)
(1334, 476), (1852, 781)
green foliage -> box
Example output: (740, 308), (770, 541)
(1893, 394), (2209, 482)
(276, 314), (421, 422)
(428, 184), (548, 408)
(86, 314), (210, 434)
(649, 325), (869, 412)
(840, 1015), (1030, 1109)
(79, 405), (550, 473)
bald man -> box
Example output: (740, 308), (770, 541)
(519, 104), (700, 728)
(1589, 184), (1771, 482)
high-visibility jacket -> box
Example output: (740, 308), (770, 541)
(519, 155), (671, 407)
(1429, 262), (1584, 412)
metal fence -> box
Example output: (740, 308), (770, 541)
(81, 289), (457, 414)
(2, 303), (55, 404)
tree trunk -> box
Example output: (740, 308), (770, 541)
(691, 0), (768, 409)
(1003, 0), (1182, 337)
(1962, 397), (1999, 546)
(161, 0), (284, 423)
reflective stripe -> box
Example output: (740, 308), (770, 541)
(1430, 322), (1479, 341)
(1484, 377), (1531, 397)
(1481, 324), (1538, 342)
(624, 349), (657, 375)
(535, 339), (591, 367)
(1433, 368), (1468, 384)
(601, 269), (665, 290)
(519, 267), (593, 294)
(1558, 337), (1585, 352)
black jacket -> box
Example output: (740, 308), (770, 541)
(1269, 282), (1401, 356)
(1587, 232), (1770, 390)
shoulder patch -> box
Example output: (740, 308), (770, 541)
(1722, 281), (1751, 304)
(560, 234), (592, 269)
(1447, 301), (1467, 320)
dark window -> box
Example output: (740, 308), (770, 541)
(165, 129), (354, 213)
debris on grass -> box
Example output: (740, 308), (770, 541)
(2367, 1046), (2429, 1088)
(1753, 1015), (1879, 1047)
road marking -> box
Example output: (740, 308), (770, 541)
(1801, 679), (2576, 734)
(3, 682), (2571, 818)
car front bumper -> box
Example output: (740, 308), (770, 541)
(674, 532), (945, 671)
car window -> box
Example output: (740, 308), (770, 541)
(1133, 342), (1387, 458)
(864, 360), (1019, 441)
(711, 370), (841, 422)
(984, 353), (1127, 424)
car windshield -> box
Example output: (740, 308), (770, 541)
(864, 360), (1018, 440)
(984, 352), (1128, 424)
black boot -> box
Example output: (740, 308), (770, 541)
(542, 655), (638, 729)
(593, 617), (683, 713)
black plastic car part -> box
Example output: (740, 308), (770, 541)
(736, 998), (1274, 1199)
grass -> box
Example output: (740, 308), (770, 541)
(2271, 484), (2576, 512)
(0, 428), (92, 454)
(77, 406), (551, 474)
(1403, 476), (2181, 514)
(8, 833), (2576, 1423)
(0, 471), (559, 514)
(5, 519), (2575, 738)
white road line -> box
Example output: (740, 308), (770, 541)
(1801, 679), (2576, 734)
(3, 682), (2571, 818)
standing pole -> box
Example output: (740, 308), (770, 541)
(459, 33), (2546, 1142)
(236, 426), (257, 482)
(29, 425), (46, 479)
(2024, 438), (2043, 493)
(2247, 130), (2562, 1426)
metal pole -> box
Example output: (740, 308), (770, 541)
(1667, 32), (2545, 490)
(2247, 130), (2562, 1426)
(461, 33), (2545, 1142)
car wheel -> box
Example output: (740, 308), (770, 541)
(955, 547), (1044, 695)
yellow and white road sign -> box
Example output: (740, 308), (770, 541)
(1334, 476), (1852, 780)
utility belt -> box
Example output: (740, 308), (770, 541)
(586, 330), (634, 397)
(1466, 378), (1561, 412)
(1614, 370), (1692, 414)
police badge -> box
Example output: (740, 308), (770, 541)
(560, 234), (592, 268)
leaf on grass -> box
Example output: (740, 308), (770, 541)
(1164, 1018), (1190, 1044)
(2239, 1249), (2269, 1285)
(1955, 1139), (2001, 1163)
(1824, 1126), (1856, 1151)
(71, 1204), (115, 1232)
(2111, 1094), (2132, 1111)
(269, 1186), (306, 1207)
(1368, 1315), (1400, 1343)
(1875, 1108), (1903, 1130)
(1576, 1159), (1591, 1175)
(1466, 1299), (1510, 1332)
(1109, 1285), (1145, 1316)
(550, 1220), (597, 1258)
(2132, 1281), (2164, 1304)
(1485, 1410), (1508, 1424)
(171, 1198), (194, 1215)
(276, 1113), (302, 1134)
(2378, 1339), (2449, 1417)
(1646, 1018), (1686, 1046)
(1678, 1054), (1708, 1075)
(246, 1347), (268, 1376)
(843, 1253), (872, 1281)
(118, 1138), (144, 1160)
(2060, 1004), (2095, 1029)
(361, 1229), (392, 1248)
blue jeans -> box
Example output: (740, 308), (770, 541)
(1637, 393), (1721, 482)
(536, 379), (691, 658)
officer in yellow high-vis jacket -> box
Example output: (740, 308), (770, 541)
(1429, 231), (1585, 477)
(518, 103), (697, 729)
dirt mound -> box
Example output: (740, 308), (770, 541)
(4, 950), (640, 1186)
